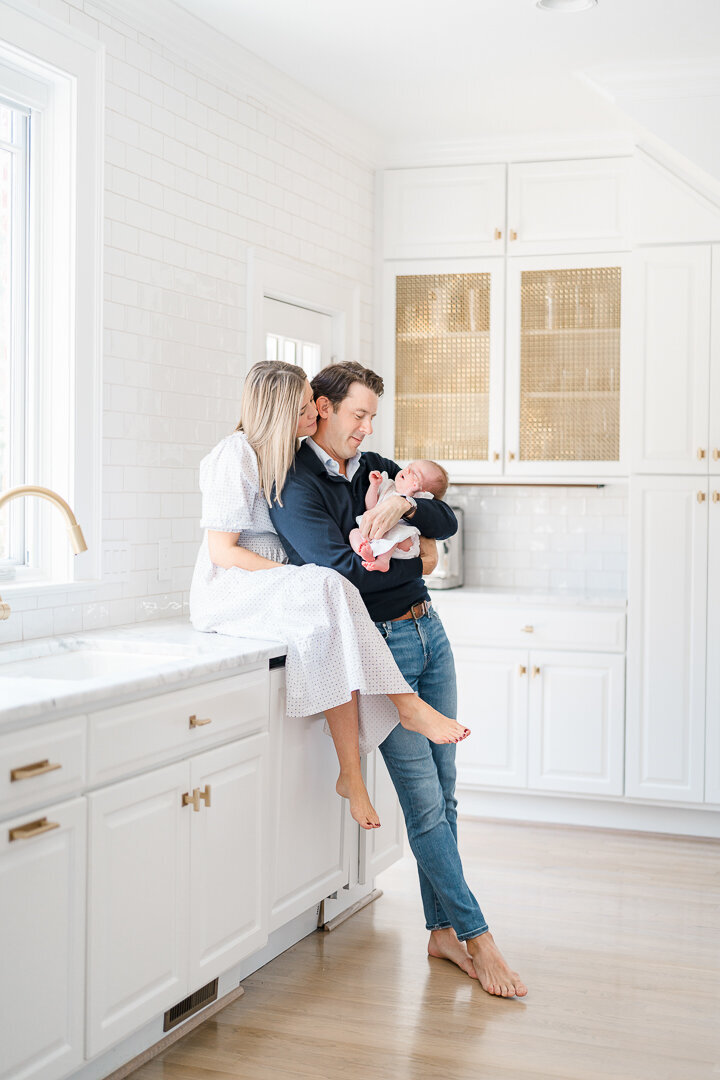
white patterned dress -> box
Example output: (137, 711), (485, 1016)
(189, 432), (411, 755)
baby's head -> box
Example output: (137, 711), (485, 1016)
(395, 459), (449, 500)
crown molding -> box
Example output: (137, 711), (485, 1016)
(582, 59), (720, 102)
(88, 0), (380, 168)
(379, 129), (636, 170)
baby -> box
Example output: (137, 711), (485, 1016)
(349, 459), (449, 572)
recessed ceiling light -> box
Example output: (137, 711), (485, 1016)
(537, 0), (597, 11)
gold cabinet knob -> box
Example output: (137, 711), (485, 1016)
(713, 449), (720, 461)
(182, 788), (201, 812)
(712, 491), (720, 503)
(9, 817), (60, 842)
(532, 666), (541, 678)
(10, 758), (62, 782)
(199, 784), (211, 808)
(697, 491), (707, 503)
(510, 229), (518, 241)
(492, 451), (500, 461)
(521, 625), (534, 633)
(518, 665), (527, 676)
(698, 448), (707, 460)
(189, 714), (212, 728)
(494, 228), (502, 240)
(508, 451), (516, 461)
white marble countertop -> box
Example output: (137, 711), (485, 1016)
(427, 586), (627, 609)
(0, 618), (287, 729)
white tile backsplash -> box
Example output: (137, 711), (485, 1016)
(448, 484), (628, 596)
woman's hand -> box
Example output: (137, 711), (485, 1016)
(419, 536), (438, 577)
(357, 495), (411, 540)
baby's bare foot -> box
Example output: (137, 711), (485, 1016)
(335, 773), (380, 830)
(466, 931), (527, 998)
(357, 539), (374, 561)
(398, 697), (470, 744)
(362, 559), (390, 572)
(428, 928), (478, 979)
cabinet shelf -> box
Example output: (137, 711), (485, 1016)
(521, 327), (619, 336)
(523, 391), (619, 399)
(398, 330), (491, 341)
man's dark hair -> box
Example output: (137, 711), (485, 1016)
(311, 362), (384, 409)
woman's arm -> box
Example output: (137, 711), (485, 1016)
(207, 530), (283, 571)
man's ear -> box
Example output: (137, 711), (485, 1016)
(315, 395), (333, 420)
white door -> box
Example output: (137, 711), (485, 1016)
(189, 734), (268, 985)
(626, 476), (708, 803)
(263, 297), (333, 380)
(527, 651), (625, 796)
(630, 246), (711, 475)
(0, 798), (86, 1080)
(710, 246), (720, 472)
(704, 485), (720, 804)
(86, 762), (190, 1056)
(358, 748), (405, 884)
(268, 669), (350, 930)
(454, 646), (528, 789)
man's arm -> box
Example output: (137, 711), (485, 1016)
(358, 455), (458, 542)
(270, 476), (424, 597)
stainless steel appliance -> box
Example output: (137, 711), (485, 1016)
(427, 507), (463, 590)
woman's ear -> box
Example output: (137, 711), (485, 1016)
(315, 395), (333, 420)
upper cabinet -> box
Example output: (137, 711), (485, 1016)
(382, 165), (506, 259)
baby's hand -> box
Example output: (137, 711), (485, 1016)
(368, 470), (383, 487)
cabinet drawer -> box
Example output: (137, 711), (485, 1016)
(433, 599), (626, 652)
(0, 716), (87, 819)
(88, 668), (269, 785)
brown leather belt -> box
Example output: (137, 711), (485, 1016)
(392, 600), (431, 622)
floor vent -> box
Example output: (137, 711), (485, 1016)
(163, 978), (219, 1032)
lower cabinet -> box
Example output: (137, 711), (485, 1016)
(86, 733), (268, 1057)
(359, 748), (405, 884)
(0, 797), (86, 1080)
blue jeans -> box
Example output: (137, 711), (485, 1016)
(375, 604), (488, 941)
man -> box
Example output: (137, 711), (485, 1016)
(270, 361), (527, 999)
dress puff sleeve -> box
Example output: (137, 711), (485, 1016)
(199, 432), (259, 532)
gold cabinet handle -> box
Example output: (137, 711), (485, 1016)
(492, 451), (500, 462)
(713, 491), (720, 503)
(182, 788), (201, 812)
(510, 229), (518, 241)
(698, 448), (707, 460)
(494, 228), (502, 240)
(10, 759), (62, 782)
(697, 491), (707, 503)
(189, 714), (212, 728)
(518, 665), (527, 676)
(532, 666), (541, 678)
(9, 817), (60, 842)
(713, 449), (720, 461)
(199, 784), (211, 808)
(508, 451), (516, 461)
(521, 625), (534, 633)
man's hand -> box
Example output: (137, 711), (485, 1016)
(419, 536), (438, 577)
(357, 494), (410, 540)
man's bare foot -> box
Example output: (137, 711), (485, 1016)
(428, 928), (478, 979)
(335, 773), (380, 830)
(466, 931), (527, 998)
(397, 697), (470, 745)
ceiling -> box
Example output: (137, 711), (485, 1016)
(168, 0), (720, 154)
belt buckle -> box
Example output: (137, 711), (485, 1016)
(410, 600), (428, 621)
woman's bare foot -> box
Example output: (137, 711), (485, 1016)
(396, 696), (470, 745)
(335, 773), (381, 830)
(428, 928), (478, 979)
(466, 931), (527, 998)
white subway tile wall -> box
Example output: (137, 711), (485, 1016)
(448, 484), (628, 594)
(3, 0), (375, 643)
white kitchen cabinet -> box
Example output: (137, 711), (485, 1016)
(626, 476), (709, 803)
(0, 797), (86, 1080)
(506, 158), (631, 255)
(629, 246), (712, 475)
(268, 668), (351, 931)
(704, 481), (720, 804)
(359, 747), (405, 884)
(527, 650), (625, 796)
(454, 646), (528, 789)
(382, 165), (506, 259)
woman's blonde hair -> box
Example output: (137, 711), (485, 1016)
(236, 360), (307, 506)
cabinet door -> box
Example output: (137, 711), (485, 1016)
(268, 670), (349, 931)
(504, 254), (627, 477)
(630, 246), (711, 475)
(86, 761), (189, 1056)
(704, 488), (720, 803)
(382, 165), (506, 259)
(507, 158), (630, 255)
(384, 258), (505, 479)
(454, 646), (528, 789)
(626, 477), (708, 802)
(0, 798), (86, 1080)
(359, 747), (405, 884)
(527, 651), (625, 796)
(188, 734), (268, 986)
(709, 246), (720, 472)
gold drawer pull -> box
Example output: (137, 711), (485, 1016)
(521, 625), (534, 633)
(532, 666), (541, 678)
(713, 449), (720, 461)
(199, 784), (211, 808)
(182, 789), (201, 812)
(713, 491), (720, 503)
(189, 714), (212, 728)
(492, 451), (500, 461)
(697, 491), (707, 503)
(9, 817), (60, 842)
(510, 229), (518, 241)
(518, 665), (527, 676)
(508, 451), (516, 461)
(698, 448), (707, 460)
(494, 228), (502, 240)
(11, 759), (62, 782)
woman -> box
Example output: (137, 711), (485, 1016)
(190, 360), (469, 830)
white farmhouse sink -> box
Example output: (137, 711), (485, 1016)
(0, 639), (192, 682)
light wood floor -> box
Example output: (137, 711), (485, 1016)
(130, 820), (720, 1080)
